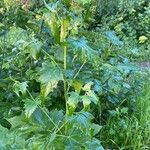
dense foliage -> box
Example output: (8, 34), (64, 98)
(0, 0), (150, 149)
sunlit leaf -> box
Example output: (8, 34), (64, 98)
(13, 81), (28, 96)
(39, 62), (63, 98)
(23, 99), (40, 118)
(68, 37), (99, 62)
(27, 40), (42, 59)
(67, 92), (80, 115)
(82, 82), (93, 92)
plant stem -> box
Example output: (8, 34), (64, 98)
(63, 45), (69, 135)
(64, 46), (67, 70)
(63, 46), (68, 115)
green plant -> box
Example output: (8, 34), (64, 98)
(101, 83), (150, 149)
(0, 0), (104, 149)
(0, 0), (150, 149)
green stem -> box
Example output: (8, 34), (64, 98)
(63, 45), (69, 134)
(63, 46), (68, 115)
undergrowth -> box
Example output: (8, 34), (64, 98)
(0, 0), (150, 149)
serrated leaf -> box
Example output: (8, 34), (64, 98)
(92, 124), (102, 136)
(139, 35), (148, 44)
(85, 139), (104, 150)
(60, 18), (70, 42)
(73, 80), (83, 93)
(13, 81), (28, 96)
(39, 62), (63, 84)
(86, 91), (98, 104)
(82, 95), (91, 109)
(68, 111), (94, 128)
(41, 81), (58, 98)
(67, 92), (80, 115)
(28, 40), (42, 59)
(7, 116), (24, 129)
(39, 62), (63, 98)
(23, 99), (40, 118)
(67, 92), (80, 108)
(68, 37), (98, 62)
(44, 11), (60, 43)
(82, 82), (93, 91)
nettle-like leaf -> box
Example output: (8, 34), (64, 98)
(67, 82), (98, 114)
(72, 80), (83, 93)
(67, 92), (80, 115)
(0, 26), (28, 47)
(23, 98), (40, 118)
(26, 40), (42, 60)
(82, 95), (91, 109)
(82, 81), (93, 91)
(60, 18), (70, 42)
(13, 81), (28, 96)
(68, 37), (99, 62)
(39, 62), (64, 98)
(0, 125), (26, 149)
(41, 81), (58, 98)
(68, 111), (94, 128)
(85, 139), (104, 150)
(82, 82), (99, 105)
(44, 12), (60, 43)
(92, 123), (102, 136)
(65, 111), (104, 149)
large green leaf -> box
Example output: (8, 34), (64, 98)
(23, 99), (40, 118)
(85, 139), (104, 150)
(67, 92), (80, 115)
(39, 62), (63, 98)
(68, 111), (94, 128)
(13, 81), (28, 96)
(68, 37), (99, 62)
(27, 40), (42, 59)
(82, 82), (99, 105)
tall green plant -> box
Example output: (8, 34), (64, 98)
(0, 0), (104, 149)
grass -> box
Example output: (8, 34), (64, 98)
(101, 83), (150, 150)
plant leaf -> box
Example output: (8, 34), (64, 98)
(28, 40), (42, 59)
(85, 139), (104, 150)
(68, 111), (94, 128)
(13, 81), (28, 96)
(23, 99), (40, 118)
(68, 37), (99, 62)
(67, 92), (80, 115)
(105, 31), (123, 46)
(39, 62), (63, 98)
(82, 82), (93, 92)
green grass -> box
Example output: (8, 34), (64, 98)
(101, 83), (150, 150)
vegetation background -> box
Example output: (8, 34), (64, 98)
(0, 0), (150, 149)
